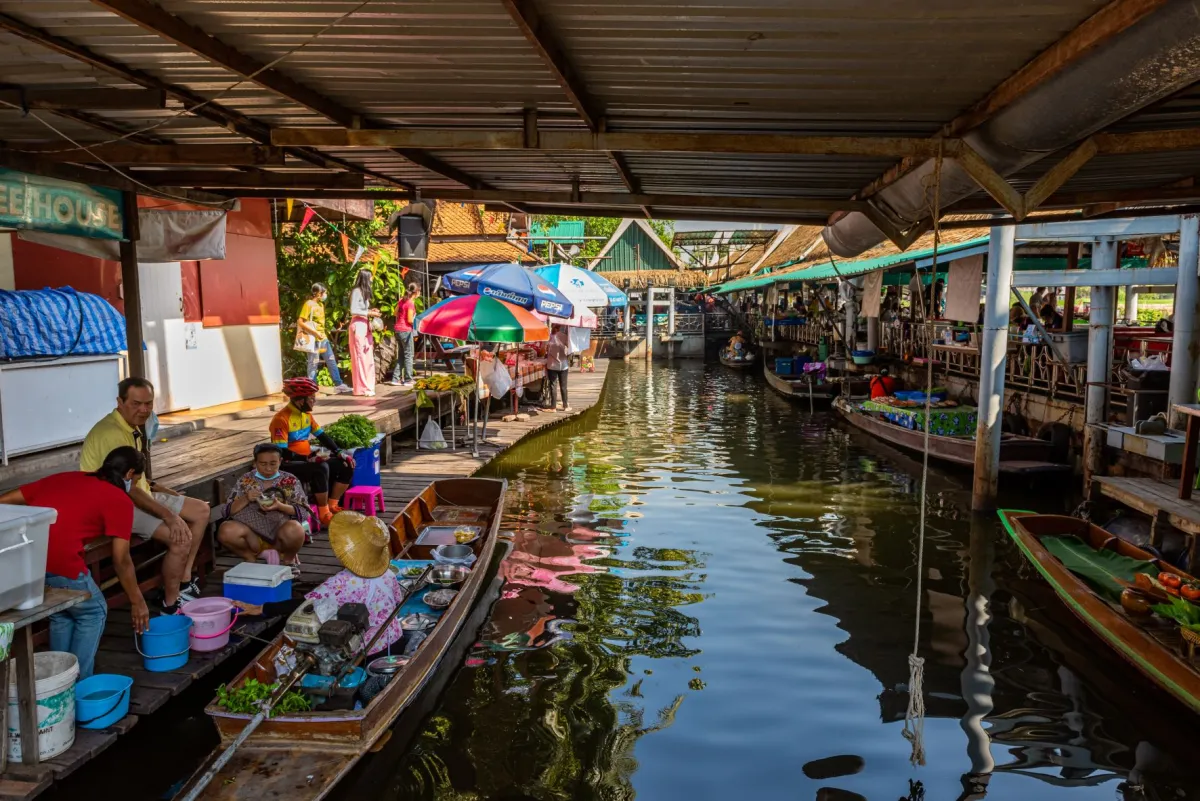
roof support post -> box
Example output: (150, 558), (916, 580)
(972, 225), (1015, 511)
(1084, 239), (1118, 484)
(119, 191), (145, 379)
(1169, 213), (1200, 427)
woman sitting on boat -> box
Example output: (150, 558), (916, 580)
(725, 331), (749, 360)
(869, 368), (898, 400)
(307, 512), (408, 656)
(216, 444), (308, 566)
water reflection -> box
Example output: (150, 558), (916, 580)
(355, 362), (1200, 801)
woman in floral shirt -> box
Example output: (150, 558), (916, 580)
(217, 444), (308, 565)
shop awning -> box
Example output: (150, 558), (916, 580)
(712, 236), (990, 294)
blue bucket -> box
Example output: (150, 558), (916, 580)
(136, 615), (192, 672)
(75, 674), (133, 729)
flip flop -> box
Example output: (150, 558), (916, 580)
(262, 549), (281, 565)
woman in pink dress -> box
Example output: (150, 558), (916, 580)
(347, 269), (381, 396)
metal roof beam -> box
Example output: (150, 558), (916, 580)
(23, 143), (285, 166)
(1015, 216), (1181, 240)
(128, 170), (364, 189)
(89, 0), (486, 189)
(0, 87), (165, 111)
(44, 109), (169, 145)
(272, 128), (951, 157)
(0, 12), (412, 189)
(1013, 268), (1179, 287)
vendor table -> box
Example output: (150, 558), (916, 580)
(860, 399), (978, 437)
(1175, 404), (1200, 499)
(0, 587), (90, 772)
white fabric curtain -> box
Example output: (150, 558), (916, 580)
(945, 254), (984, 322)
(861, 270), (884, 317)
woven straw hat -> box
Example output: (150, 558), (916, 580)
(328, 511), (391, 578)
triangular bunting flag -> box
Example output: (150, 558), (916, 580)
(299, 206), (315, 232)
(351, 245), (365, 268)
(401, 266), (409, 278)
(285, 198), (294, 220)
(341, 233), (350, 263)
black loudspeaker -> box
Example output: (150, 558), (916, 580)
(391, 202), (434, 261)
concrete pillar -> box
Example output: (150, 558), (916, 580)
(972, 226), (1015, 511)
(1169, 214), (1200, 425)
(1084, 239), (1117, 483)
(1123, 287), (1139, 324)
(866, 317), (880, 353)
(843, 281), (857, 353)
(666, 287), (677, 360)
(645, 285), (654, 360)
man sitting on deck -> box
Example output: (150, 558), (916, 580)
(80, 378), (211, 614)
(270, 377), (356, 528)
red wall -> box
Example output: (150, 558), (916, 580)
(10, 197), (277, 327)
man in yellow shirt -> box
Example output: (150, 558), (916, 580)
(298, 283), (351, 393)
(80, 377), (211, 613)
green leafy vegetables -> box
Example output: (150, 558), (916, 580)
(324, 414), (378, 449)
(1151, 595), (1200, 632)
(216, 678), (311, 716)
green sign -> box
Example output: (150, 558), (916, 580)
(0, 169), (124, 240)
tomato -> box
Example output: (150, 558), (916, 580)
(1183, 584), (1200, 602)
(1160, 572), (1184, 589)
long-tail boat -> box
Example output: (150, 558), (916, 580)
(763, 363), (870, 408)
(999, 510), (1200, 715)
(833, 396), (1067, 476)
(174, 477), (508, 800)
(719, 350), (756, 369)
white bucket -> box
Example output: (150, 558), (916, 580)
(6, 651), (79, 761)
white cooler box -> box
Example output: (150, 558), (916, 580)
(0, 506), (56, 613)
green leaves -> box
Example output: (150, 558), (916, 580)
(324, 413), (378, 449)
(1151, 595), (1200, 631)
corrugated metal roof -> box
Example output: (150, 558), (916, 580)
(3, 0), (1198, 224)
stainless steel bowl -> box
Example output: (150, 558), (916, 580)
(429, 565), (470, 587)
(435, 544), (473, 561)
(423, 589), (457, 609)
(366, 655), (410, 676)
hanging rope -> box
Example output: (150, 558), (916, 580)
(903, 144), (944, 767)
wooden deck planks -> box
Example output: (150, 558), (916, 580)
(1093, 475), (1200, 536)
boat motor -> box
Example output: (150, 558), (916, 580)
(296, 603), (371, 704)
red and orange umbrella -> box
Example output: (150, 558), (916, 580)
(415, 295), (549, 343)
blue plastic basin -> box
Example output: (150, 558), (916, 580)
(75, 674), (133, 729)
(137, 614), (192, 672)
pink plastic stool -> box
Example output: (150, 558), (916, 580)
(342, 485), (386, 517)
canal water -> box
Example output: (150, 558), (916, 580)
(331, 361), (1199, 801)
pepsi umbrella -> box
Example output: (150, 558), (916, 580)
(535, 263), (628, 308)
(443, 262), (575, 319)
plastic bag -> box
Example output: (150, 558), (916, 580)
(419, 418), (447, 450)
(483, 358), (513, 397)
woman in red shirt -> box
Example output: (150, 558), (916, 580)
(0, 447), (148, 679)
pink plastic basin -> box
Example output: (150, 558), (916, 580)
(180, 597), (239, 652)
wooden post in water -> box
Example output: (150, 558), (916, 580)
(972, 226), (1015, 511)
(119, 191), (146, 378)
(1083, 240), (1117, 485)
(1169, 214), (1200, 427)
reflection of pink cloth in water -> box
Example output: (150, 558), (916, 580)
(501, 531), (607, 595)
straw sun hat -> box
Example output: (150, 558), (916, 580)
(328, 511), (392, 578)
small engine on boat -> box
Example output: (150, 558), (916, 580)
(296, 603), (369, 686)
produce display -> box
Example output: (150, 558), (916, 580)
(414, 374), (475, 392)
(324, 414), (378, 449)
(876, 395), (959, 409)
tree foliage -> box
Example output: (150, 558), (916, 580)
(531, 215), (676, 264)
(275, 200), (405, 378)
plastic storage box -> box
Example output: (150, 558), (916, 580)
(350, 434), (385, 488)
(774, 357), (794, 376)
(0, 506), (56, 613)
(222, 563), (292, 605)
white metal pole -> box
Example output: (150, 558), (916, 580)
(1123, 287), (1139, 324)
(645, 285), (654, 360)
(1169, 213), (1200, 425)
(1084, 238), (1118, 483)
(972, 226), (1015, 511)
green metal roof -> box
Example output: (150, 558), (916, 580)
(713, 236), (990, 294)
(529, 219), (585, 244)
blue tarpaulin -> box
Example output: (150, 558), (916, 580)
(0, 287), (126, 359)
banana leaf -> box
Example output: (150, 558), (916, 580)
(1042, 535), (1158, 601)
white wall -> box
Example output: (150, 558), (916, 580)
(0, 233), (13, 290)
(138, 260), (282, 413)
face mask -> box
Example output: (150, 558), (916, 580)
(123, 478), (133, 492)
(254, 471), (276, 482)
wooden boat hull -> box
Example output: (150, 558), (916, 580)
(999, 510), (1200, 716)
(176, 477), (508, 800)
(832, 397), (1065, 475)
(719, 352), (756, 370)
(763, 364), (870, 407)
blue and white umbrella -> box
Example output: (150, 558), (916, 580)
(535, 263), (627, 308)
(442, 262), (575, 319)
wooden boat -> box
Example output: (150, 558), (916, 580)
(832, 396), (1068, 475)
(175, 477), (508, 800)
(999, 510), (1200, 715)
(763, 363), (870, 408)
(719, 351), (756, 370)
